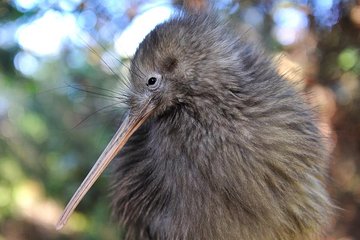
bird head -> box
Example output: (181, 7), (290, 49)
(127, 13), (245, 119)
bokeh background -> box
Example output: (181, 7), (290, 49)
(0, 0), (359, 239)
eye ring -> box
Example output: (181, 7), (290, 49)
(146, 73), (161, 90)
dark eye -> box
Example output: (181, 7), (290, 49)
(147, 77), (157, 86)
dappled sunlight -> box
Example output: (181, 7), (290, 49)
(114, 5), (173, 57)
(16, 10), (78, 57)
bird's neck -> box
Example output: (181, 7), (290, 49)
(150, 102), (243, 178)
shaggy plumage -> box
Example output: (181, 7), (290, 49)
(111, 13), (331, 240)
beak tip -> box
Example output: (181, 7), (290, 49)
(55, 220), (65, 231)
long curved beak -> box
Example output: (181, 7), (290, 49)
(56, 104), (153, 230)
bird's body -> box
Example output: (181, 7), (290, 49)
(109, 13), (332, 240)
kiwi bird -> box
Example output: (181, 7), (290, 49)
(56, 13), (331, 240)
